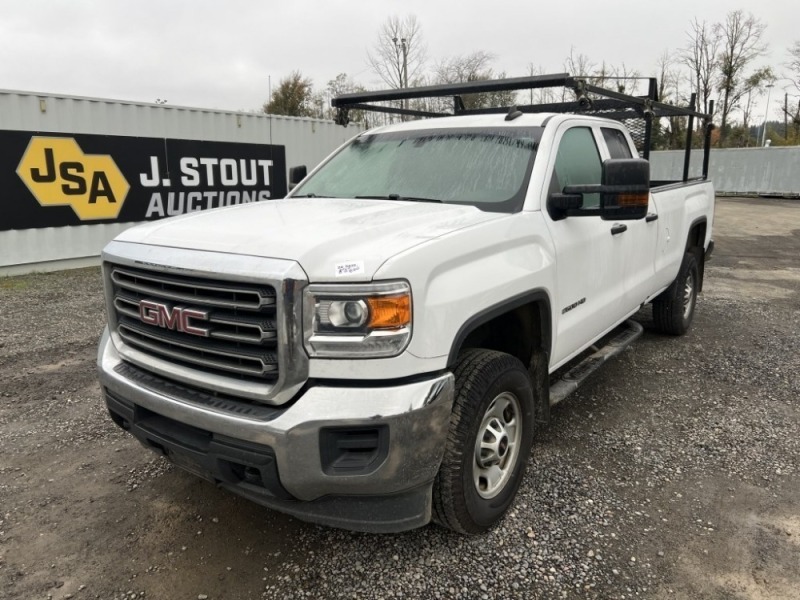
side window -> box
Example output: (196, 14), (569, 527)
(553, 127), (602, 209)
(602, 128), (633, 159)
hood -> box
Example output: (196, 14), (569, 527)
(114, 197), (504, 281)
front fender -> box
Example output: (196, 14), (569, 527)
(375, 211), (557, 362)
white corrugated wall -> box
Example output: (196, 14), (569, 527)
(650, 147), (800, 197)
(0, 89), (362, 275)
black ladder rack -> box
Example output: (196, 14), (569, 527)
(331, 73), (714, 177)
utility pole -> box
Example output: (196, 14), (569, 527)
(785, 93), (789, 140)
(402, 38), (408, 89)
(760, 83), (774, 147)
(392, 37), (409, 117)
(391, 37), (408, 88)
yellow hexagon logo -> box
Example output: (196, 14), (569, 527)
(16, 137), (130, 220)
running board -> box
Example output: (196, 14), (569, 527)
(549, 319), (644, 407)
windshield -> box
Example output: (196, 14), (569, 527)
(291, 127), (542, 212)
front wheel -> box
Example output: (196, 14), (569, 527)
(652, 251), (699, 336)
(433, 349), (534, 534)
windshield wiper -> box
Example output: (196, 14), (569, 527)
(355, 194), (443, 203)
(292, 193), (337, 198)
(356, 194), (402, 200)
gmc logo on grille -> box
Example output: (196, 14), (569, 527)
(138, 300), (210, 337)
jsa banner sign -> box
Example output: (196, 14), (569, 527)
(0, 130), (286, 231)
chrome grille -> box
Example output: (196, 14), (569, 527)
(110, 266), (279, 381)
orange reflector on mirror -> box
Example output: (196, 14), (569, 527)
(617, 193), (648, 207)
(367, 295), (411, 329)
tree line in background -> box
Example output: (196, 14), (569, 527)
(263, 12), (800, 149)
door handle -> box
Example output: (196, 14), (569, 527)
(645, 213), (659, 223)
(610, 224), (627, 235)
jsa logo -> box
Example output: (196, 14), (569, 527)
(16, 137), (130, 220)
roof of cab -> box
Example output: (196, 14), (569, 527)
(360, 112), (618, 135)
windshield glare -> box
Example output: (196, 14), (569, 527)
(292, 127), (541, 212)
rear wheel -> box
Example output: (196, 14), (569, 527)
(433, 349), (534, 534)
(652, 251), (699, 336)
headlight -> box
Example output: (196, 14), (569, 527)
(303, 281), (412, 358)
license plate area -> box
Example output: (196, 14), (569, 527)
(166, 447), (215, 482)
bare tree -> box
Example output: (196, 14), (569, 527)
(415, 51), (515, 112)
(783, 97), (800, 143)
(780, 42), (800, 143)
(563, 49), (641, 94)
(610, 63), (641, 94)
(434, 51), (494, 85)
(562, 48), (615, 106)
(656, 50), (681, 103)
(715, 10), (768, 145)
(367, 15), (426, 89)
(427, 51), (490, 112)
(526, 63), (558, 105)
(654, 50), (686, 149)
(788, 41), (800, 92)
(564, 47), (604, 86)
(681, 19), (720, 116)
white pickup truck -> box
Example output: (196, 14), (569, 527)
(97, 75), (715, 533)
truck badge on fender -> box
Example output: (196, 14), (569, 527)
(561, 297), (586, 315)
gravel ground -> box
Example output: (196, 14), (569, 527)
(1, 197), (798, 600)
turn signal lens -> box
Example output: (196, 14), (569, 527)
(617, 193), (648, 207)
(367, 295), (411, 329)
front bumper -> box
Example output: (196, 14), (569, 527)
(97, 328), (454, 532)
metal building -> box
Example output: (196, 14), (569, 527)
(0, 90), (361, 275)
(650, 147), (800, 198)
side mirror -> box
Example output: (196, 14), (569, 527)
(288, 165), (307, 191)
(599, 158), (649, 221)
(548, 193), (582, 219)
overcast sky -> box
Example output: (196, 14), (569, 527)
(1, 1), (795, 119)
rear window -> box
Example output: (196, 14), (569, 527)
(602, 128), (633, 159)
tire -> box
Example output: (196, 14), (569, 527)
(432, 349), (534, 534)
(652, 251), (699, 336)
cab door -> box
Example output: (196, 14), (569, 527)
(543, 124), (632, 367)
(598, 126), (659, 307)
